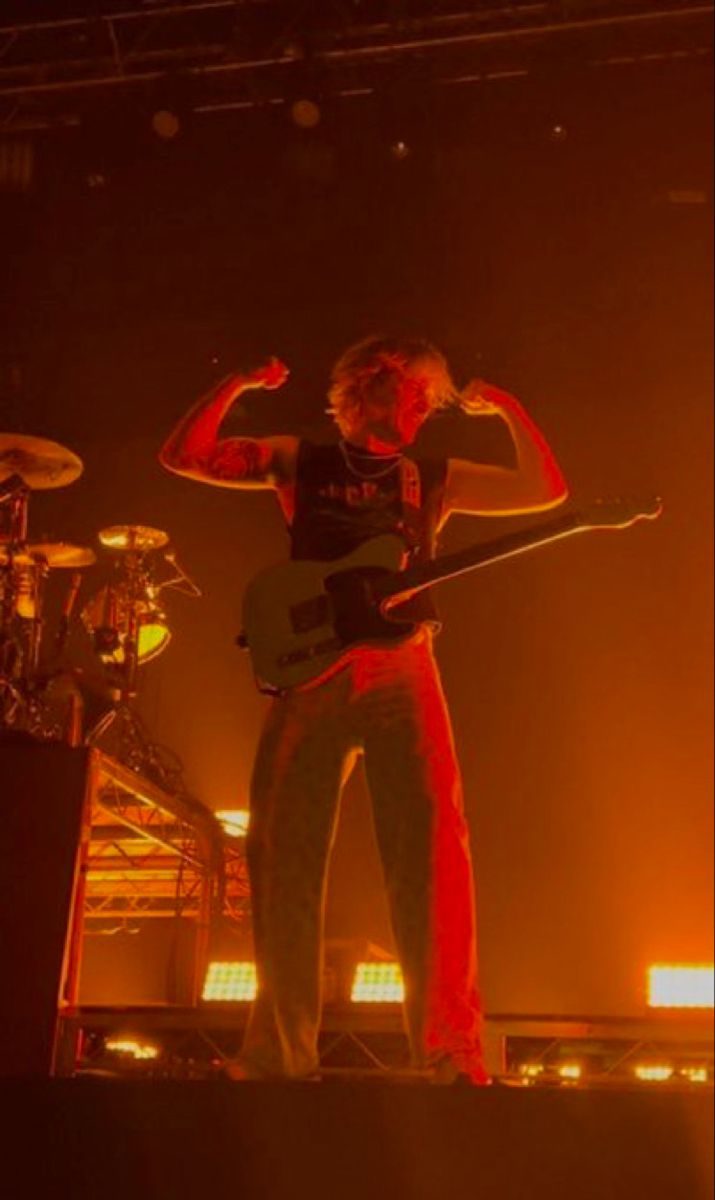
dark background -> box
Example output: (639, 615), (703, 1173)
(1, 49), (712, 1015)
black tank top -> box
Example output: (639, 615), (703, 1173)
(289, 440), (448, 627)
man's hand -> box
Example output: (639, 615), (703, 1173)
(460, 379), (518, 416)
(241, 357), (290, 392)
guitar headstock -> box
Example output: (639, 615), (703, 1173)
(578, 496), (664, 530)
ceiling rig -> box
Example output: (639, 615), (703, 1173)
(0, 0), (711, 132)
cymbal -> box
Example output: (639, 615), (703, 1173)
(0, 540), (96, 568)
(0, 433), (83, 490)
(30, 542), (96, 567)
(98, 524), (169, 552)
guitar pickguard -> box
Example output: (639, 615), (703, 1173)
(324, 565), (417, 645)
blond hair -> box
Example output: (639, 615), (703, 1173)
(327, 335), (458, 437)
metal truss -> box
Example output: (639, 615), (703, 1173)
(497, 1011), (715, 1085)
(57, 1003), (715, 1082)
(0, 0), (712, 132)
(83, 751), (249, 925)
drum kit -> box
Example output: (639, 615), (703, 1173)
(1, 433), (199, 777)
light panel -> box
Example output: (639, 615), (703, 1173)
(351, 962), (405, 1004)
(105, 1038), (159, 1061)
(203, 961), (257, 1001)
(215, 809), (250, 838)
(648, 965), (715, 1009)
(635, 1065), (674, 1082)
(681, 1067), (710, 1084)
(519, 1063), (545, 1081)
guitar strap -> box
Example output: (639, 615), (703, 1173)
(398, 453), (439, 566)
(399, 455), (421, 510)
(399, 457), (423, 555)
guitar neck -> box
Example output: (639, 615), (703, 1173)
(379, 510), (588, 605)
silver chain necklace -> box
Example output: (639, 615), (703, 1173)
(338, 440), (403, 481)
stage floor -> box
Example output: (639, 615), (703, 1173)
(1, 1077), (712, 1200)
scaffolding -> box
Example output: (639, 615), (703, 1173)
(66, 750), (249, 1012)
(59, 1002), (715, 1084)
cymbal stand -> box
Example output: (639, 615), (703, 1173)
(0, 484), (32, 734)
(85, 551), (180, 789)
(5, 481), (29, 544)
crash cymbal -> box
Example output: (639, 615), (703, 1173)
(98, 525), (169, 552)
(0, 539), (96, 568)
(27, 542), (96, 568)
(0, 433), (83, 490)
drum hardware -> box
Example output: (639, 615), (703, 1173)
(82, 525), (201, 674)
(0, 433), (92, 743)
(0, 433), (201, 774)
(82, 525), (200, 789)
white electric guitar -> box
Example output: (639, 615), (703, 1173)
(239, 498), (662, 694)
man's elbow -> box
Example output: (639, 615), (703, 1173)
(158, 444), (194, 478)
(158, 445), (178, 472)
(534, 477), (570, 510)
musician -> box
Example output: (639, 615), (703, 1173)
(159, 336), (568, 1084)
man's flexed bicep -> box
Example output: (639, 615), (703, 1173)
(441, 380), (569, 520)
(159, 358), (299, 489)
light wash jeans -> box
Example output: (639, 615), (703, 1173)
(240, 631), (486, 1082)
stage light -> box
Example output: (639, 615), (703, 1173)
(291, 99), (321, 129)
(105, 1038), (159, 1061)
(648, 965), (715, 1009)
(681, 1067), (709, 1084)
(152, 109), (181, 140)
(215, 809), (250, 837)
(203, 961), (257, 1001)
(390, 140), (411, 161)
(351, 962), (404, 1003)
(635, 1065), (674, 1082)
(519, 1063), (545, 1082)
(558, 1064), (583, 1081)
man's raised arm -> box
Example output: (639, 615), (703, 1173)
(443, 380), (569, 519)
(159, 358), (298, 489)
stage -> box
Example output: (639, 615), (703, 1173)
(1, 1077), (712, 1200)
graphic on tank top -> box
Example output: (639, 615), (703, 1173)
(289, 440), (447, 631)
(290, 440), (447, 564)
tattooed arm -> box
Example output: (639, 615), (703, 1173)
(159, 358), (299, 489)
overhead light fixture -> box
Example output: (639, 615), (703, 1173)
(151, 109), (182, 140)
(390, 139), (412, 161)
(291, 98), (322, 129)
